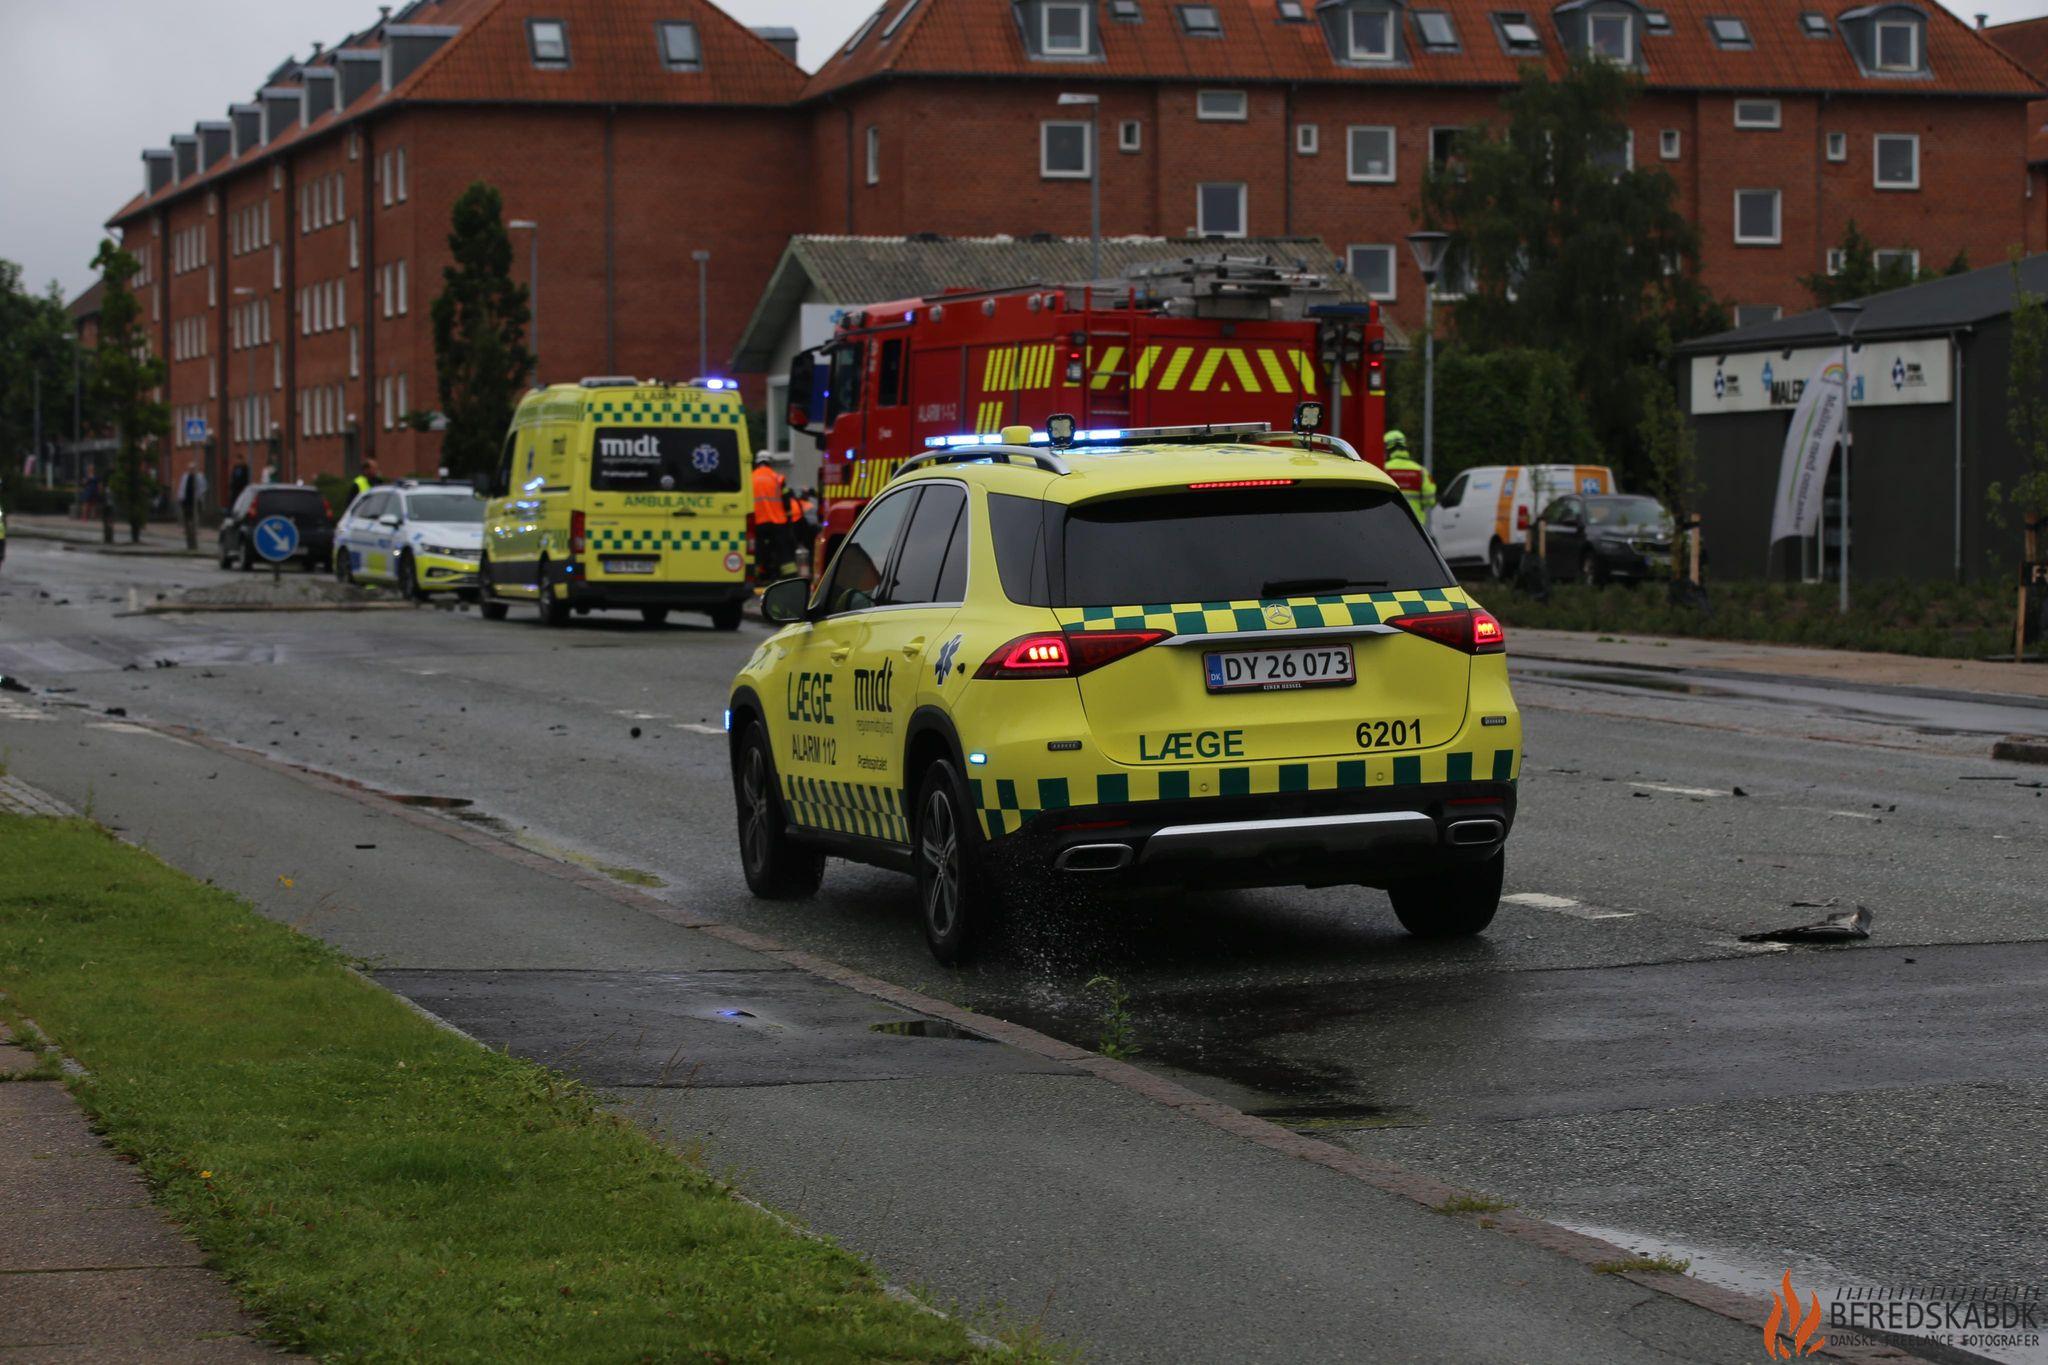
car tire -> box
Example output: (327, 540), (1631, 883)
(912, 759), (1006, 965)
(1580, 552), (1605, 587)
(710, 603), (744, 632)
(640, 607), (669, 627)
(398, 553), (425, 604)
(1488, 539), (1514, 583)
(536, 559), (571, 627)
(334, 548), (353, 585)
(219, 539), (233, 571)
(478, 555), (510, 620)
(237, 540), (253, 572)
(1387, 850), (1504, 939)
(733, 724), (825, 900)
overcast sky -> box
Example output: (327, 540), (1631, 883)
(3, 0), (2042, 303)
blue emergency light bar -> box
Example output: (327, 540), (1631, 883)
(922, 428), (1126, 449)
(691, 377), (736, 391)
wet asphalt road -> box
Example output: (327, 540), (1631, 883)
(4, 536), (2046, 1358)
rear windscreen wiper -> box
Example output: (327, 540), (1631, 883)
(1260, 577), (1388, 596)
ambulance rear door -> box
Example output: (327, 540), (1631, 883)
(581, 393), (751, 590)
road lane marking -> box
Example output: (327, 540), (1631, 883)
(87, 722), (197, 746)
(1629, 783), (1729, 798)
(672, 723), (724, 736)
(0, 700), (52, 722)
(1502, 892), (1638, 921)
(1826, 810), (1879, 821)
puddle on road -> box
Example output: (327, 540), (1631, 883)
(869, 1018), (992, 1042)
(1539, 669), (1722, 698)
(387, 794), (475, 810)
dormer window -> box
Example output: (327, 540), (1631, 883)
(1874, 17), (1919, 70)
(527, 19), (569, 67)
(1709, 16), (1751, 48)
(1042, 1), (1092, 55)
(1348, 8), (1396, 60)
(657, 21), (701, 70)
(1588, 11), (1633, 63)
(1179, 5), (1222, 37)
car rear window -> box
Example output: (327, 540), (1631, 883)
(258, 489), (326, 518)
(1059, 486), (1451, 606)
(589, 427), (742, 493)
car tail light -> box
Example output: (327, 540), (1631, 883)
(569, 509), (586, 556)
(976, 629), (1169, 679)
(1367, 358), (1386, 392)
(1188, 479), (1295, 490)
(1390, 609), (1506, 655)
(1516, 505), (1531, 530)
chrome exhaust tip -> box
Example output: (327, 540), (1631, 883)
(1054, 843), (1135, 873)
(1444, 818), (1505, 847)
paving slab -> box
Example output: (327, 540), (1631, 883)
(0, 1206), (207, 1273)
(0, 1339), (287, 1364)
(0, 1044), (45, 1073)
(0, 1269), (267, 1349)
(0, 1082), (80, 1119)
(0, 1154), (152, 1211)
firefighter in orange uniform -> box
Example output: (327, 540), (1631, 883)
(753, 458), (794, 579)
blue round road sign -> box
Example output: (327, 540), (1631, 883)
(252, 515), (300, 564)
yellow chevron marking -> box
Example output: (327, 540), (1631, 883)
(1188, 349), (1223, 393)
(1294, 350), (1321, 394)
(1157, 347), (1194, 391)
(1091, 345), (1125, 392)
(1133, 345), (1163, 390)
(1038, 344), (1057, 389)
(1259, 349), (1294, 394)
(1225, 348), (1262, 394)
(982, 349), (1003, 391)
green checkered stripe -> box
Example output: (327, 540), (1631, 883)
(784, 776), (909, 842)
(585, 399), (743, 425)
(591, 527), (745, 552)
(970, 747), (1518, 838)
(1055, 588), (1468, 636)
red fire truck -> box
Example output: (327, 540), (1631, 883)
(784, 254), (1388, 560)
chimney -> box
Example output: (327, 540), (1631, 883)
(142, 148), (174, 197)
(751, 26), (800, 63)
(1975, 12), (1987, 27)
(259, 86), (304, 143)
(171, 133), (198, 181)
(382, 24), (458, 92)
(311, 39), (325, 56)
(302, 66), (337, 124)
(197, 120), (232, 169)
(335, 49), (382, 105)
(229, 103), (262, 156)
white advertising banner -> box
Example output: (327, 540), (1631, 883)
(1769, 350), (1847, 544)
(1689, 336), (1951, 415)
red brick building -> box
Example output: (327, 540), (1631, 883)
(110, 0), (2043, 485)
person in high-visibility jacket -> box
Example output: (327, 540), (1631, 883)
(752, 459), (795, 578)
(1381, 430), (1437, 522)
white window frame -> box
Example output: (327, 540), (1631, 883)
(865, 125), (880, 186)
(1874, 19), (1919, 72)
(1196, 182), (1247, 238)
(1709, 16), (1750, 47)
(1197, 89), (1248, 122)
(1040, 120), (1093, 179)
(1660, 128), (1681, 159)
(1826, 247), (1847, 276)
(1733, 188), (1781, 246)
(1873, 133), (1919, 190)
(1347, 125), (1397, 183)
(1874, 247), (1920, 273)
(1296, 123), (1319, 156)
(658, 20), (702, 69)
(1178, 4), (1222, 37)
(1428, 125), (1462, 168)
(1826, 130), (1847, 162)
(1347, 244), (1397, 301)
(1733, 304), (1782, 327)
(1118, 119), (1142, 153)
(397, 260), (409, 315)
(1347, 7), (1396, 61)
(396, 148), (408, 202)
(528, 19), (570, 66)
(1588, 11), (1633, 63)
(1733, 99), (1780, 129)
(1042, 1), (1092, 55)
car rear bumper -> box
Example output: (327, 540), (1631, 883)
(562, 577), (750, 610)
(987, 780), (1516, 891)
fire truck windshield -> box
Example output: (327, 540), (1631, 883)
(825, 343), (864, 424)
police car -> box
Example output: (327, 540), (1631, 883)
(334, 481), (485, 601)
(727, 410), (1522, 963)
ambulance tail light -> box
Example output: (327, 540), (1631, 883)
(975, 629), (1169, 679)
(1516, 506), (1531, 531)
(1389, 609), (1507, 656)
(569, 509), (587, 556)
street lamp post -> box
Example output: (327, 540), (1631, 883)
(1828, 302), (1864, 616)
(508, 220), (539, 381)
(1404, 231), (1450, 478)
(692, 249), (712, 379)
(1058, 94), (1102, 283)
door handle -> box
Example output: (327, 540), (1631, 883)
(901, 637), (926, 658)
(830, 646), (852, 663)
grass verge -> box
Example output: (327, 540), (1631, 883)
(0, 814), (1008, 1362)
(1476, 578), (2038, 660)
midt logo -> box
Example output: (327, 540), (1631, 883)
(598, 433), (664, 460)
(853, 658), (895, 714)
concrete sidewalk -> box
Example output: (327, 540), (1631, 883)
(6, 513), (212, 558)
(1515, 627), (2048, 705)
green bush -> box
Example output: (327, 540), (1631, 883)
(3, 483), (76, 516)
(1481, 578), (2024, 659)
(313, 473), (356, 515)
(1388, 346), (1600, 482)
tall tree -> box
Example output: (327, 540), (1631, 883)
(1987, 259), (2048, 537)
(1799, 220), (1970, 307)
(430, 183), (532, 477)
(0, 260), (79, 505)
(87, 241), (168, 544)
(1419, 56), (1725, 483)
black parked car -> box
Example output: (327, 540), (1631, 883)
(1532, 494), (1676, 586)
(219, 484), (335, 572)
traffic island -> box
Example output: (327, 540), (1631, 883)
(0, 812), (1013, 1362)
(139, 579), (411, 614)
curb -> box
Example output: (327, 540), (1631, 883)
(133, 601), (412, 615)
(93, 711), (1931, 1365)
(1991, 735), (2048, 765)
(1513, 649), (2048, 713)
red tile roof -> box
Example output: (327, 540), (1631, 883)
(108, 0), (801, 227)
(1985, 15), (2048, 84)
(803, 0), (2045, 100)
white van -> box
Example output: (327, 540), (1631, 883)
(1429, 464), (1616, 579)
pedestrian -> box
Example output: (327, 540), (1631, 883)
(80, 472), (100, 522)
(353, 458), (381, 498)
(1381, 430), (1437, 522)
(752, 457), (793, 579)
(228, 460), (250, 506)
(175, 461), (208, 550)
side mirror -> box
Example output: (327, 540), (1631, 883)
(760, 578), (810, 625)
(378, 513), (402, 528)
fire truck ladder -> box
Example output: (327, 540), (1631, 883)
(1076, 283), (1139, 428)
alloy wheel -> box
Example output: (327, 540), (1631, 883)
(920, 788), (961, 941)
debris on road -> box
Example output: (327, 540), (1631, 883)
(0, 675), (29, 694)
(1991, 734), (2048, 766)
(1740, 905), (1874, 944)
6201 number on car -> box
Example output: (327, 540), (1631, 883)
(1356, 719), (1422, 750)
